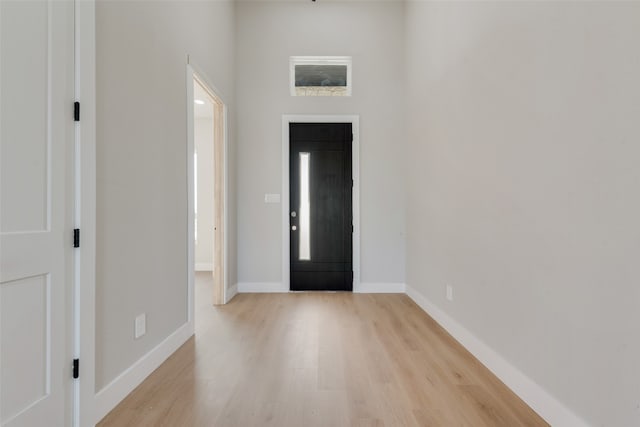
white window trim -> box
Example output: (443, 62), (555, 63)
(289, 56), (352, 97)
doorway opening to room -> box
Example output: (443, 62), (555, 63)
(189, 70), (227, 308)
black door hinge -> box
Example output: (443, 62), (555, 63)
(351, 133), (354, 142)
(73, 359), (79, 379)
(351, 224), (354, 233)
(73, 229), (80, 248)
(74, 102), (80, 122)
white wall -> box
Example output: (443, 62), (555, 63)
(96, 0), (236, 392)
(405, 2), (640, 426)
(195, 117), (215, 270)
(236, 1), (406, 287)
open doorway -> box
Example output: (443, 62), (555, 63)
(188, 69), (227, 307)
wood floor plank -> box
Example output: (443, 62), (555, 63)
(97, 273), (548, 427)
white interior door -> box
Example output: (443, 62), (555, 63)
(0, 1), (75, 425)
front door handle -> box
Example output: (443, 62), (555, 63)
(291, 225), (297, 231)
(291, 211), (297, 218)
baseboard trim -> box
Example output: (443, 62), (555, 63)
(237, 282), (289, 293)
(355, 282), (406, 293)
(94, 321), (194, 424)
(237, 282), (407, 294)
(195, 263), (213, 271)
(405, 285), (588, 427)
(225, 283), (238, 303)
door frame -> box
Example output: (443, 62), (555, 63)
(281, 115), (360, 291)
(187, 59), (229, 309)
(75, 1), (97, 426)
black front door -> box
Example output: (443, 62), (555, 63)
(289, 123), (353, 291)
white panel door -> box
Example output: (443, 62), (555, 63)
(0, 0), (74, 426)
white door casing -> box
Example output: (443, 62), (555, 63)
(0, 1), (75, 425)
(281, 115), (361, 292)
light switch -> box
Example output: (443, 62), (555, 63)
(264, 193), (281, 204)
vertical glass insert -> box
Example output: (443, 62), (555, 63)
(299, 152), (311, 261)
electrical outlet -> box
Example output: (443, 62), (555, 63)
(446, 285), (454, 301)
(135, 313), (146, 339)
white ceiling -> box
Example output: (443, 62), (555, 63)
(194, 82), (214, 119)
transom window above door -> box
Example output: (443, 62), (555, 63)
(290, 56), (352, 97)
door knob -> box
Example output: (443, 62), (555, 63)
(292, 225), (297, 231)
(291, 211), (297, 218)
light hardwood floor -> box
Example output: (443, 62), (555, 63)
(98, 273), (548, 426)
